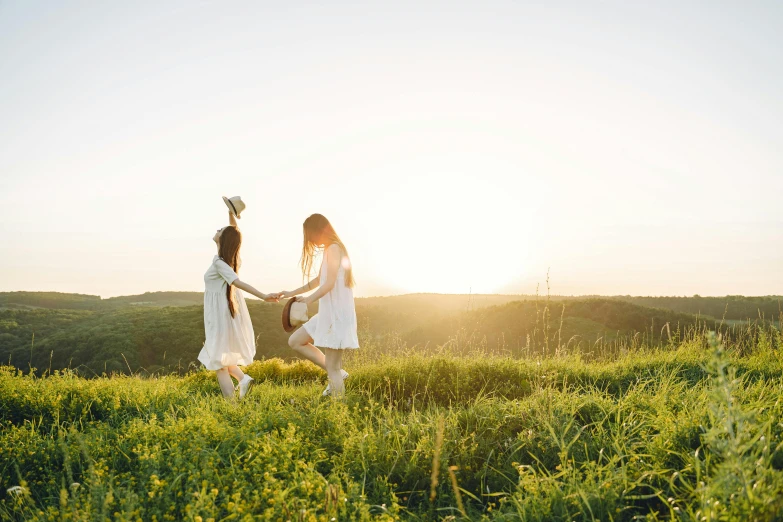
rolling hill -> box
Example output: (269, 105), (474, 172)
(0, 289), (745, 375)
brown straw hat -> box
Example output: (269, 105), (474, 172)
(281, 298), (309, 333)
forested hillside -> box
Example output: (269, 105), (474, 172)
(611, 295), (782, 321)
(0, 302), (287, 375)
(3, 291), (780, 320)
(0, 297), (724, 376)
(0, 291), (204, 310)
(1, 291), (777, 376)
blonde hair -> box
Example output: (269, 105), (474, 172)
(300, 214), (355, 288)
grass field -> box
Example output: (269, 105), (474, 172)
(2, 326), (783, 521)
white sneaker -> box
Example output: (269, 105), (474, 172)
(323, 370), (349, 397)
(239, 375), (255, 399)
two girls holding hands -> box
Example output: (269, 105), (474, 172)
(199, 200), (358, 400)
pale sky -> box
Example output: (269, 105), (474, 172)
(1, 1), (781, 298)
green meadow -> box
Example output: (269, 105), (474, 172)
(1, 293), (783, 520)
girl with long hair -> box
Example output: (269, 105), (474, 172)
(198, 208), (279, 399)
(280, 214), (359, 398)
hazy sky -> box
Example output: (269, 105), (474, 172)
(1, 1), (781, 298)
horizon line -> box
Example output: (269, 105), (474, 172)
(2, 289), (782, 300)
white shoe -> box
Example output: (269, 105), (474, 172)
(323, 370), (349, 397)
(239, 376), (255, 399)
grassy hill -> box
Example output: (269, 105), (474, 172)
(1, 291), (778, 376)
(1, 330), (782, 520)
(0, 302), (288, 376)
(399, 298), (714, 358)
(1, 296), (719, 375)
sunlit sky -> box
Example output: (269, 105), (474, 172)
(1, 1), (782, 298)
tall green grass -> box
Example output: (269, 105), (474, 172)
(1, 327), (782, 520)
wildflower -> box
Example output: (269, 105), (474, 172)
(7, 486), (27, 496)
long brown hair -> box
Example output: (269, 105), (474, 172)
(300, 214), (355, 288)
(218, 226), (242, 317)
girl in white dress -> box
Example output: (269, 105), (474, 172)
(280, 214), (359, 399)
(198, 210), (279, 399)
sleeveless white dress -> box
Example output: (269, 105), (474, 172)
(198, 255), (256, 370)
(303, 247), (360, 349)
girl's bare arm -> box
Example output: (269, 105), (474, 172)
(280, 277), (320, 299)
(233, 279), (278, 302)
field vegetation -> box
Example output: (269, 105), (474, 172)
(1, 291), (782, 520)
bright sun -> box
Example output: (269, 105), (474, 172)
(351, 170), (540, 295)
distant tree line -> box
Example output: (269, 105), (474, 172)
(610, 295), (783, 321)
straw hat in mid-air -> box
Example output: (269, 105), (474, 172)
(222, 196), (246, 218)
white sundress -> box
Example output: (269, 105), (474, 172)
(198, 255), (256, 370)
(302, 247), (360, 350)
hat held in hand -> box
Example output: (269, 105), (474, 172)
(223, 196), (246, 218)
(282, 298), (309, 333)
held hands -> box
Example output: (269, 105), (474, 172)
(276, 291), (313, 305)
(262, 292), (283, 303)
